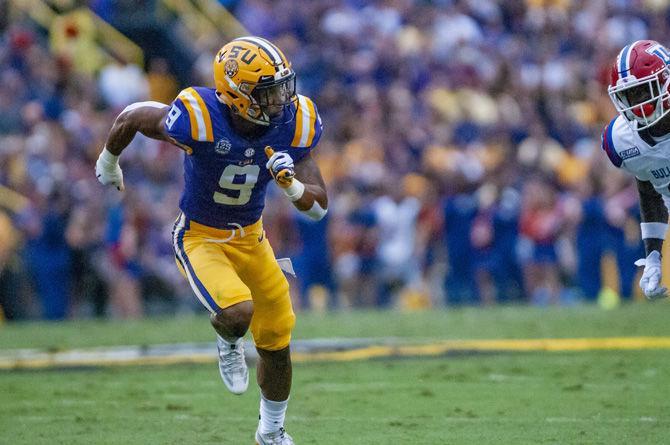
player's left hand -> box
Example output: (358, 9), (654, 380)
(634, 250), (668, 300)
(265, 146), (295, 188)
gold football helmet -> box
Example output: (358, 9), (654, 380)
(213, 36), (296, 126)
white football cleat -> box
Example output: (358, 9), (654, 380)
(216, 335), (248, 395)
(255, 427), (294, 445)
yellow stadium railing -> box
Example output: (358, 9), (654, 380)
(160, 0), (247, 42)
(161, 0), (219, 41)
(0, 185), (29, 214)
(193, 0), (247, 37)
(9, 0), (57, 28)
(9, 0), (144, 73)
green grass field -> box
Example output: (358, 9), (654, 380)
(2, 304), (670, 444)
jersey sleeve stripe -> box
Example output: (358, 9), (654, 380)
(298, 96), (313, 147)
(303, 97), (318, 147)
(291, 97), (305, 146)
(177, 94), (199, 141)
(190, 89), (214, 142)
(601, 117), (623, 167)
(178, 88), (214, 142)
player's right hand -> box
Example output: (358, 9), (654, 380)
(634, 250), (668, 300)
(95, 148), (125, 191)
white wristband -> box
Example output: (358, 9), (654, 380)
(641, 222), (668, 240)
(302, 201), (328, 220)
(283, 179), (305, 202)
(99, 147), (120, 164)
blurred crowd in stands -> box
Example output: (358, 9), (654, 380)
(0, 0), (666, 320)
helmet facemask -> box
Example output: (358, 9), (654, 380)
(247, 73), (297, 125)
(609, 66), (670, 131)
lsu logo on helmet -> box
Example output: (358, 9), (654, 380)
(213, 36), (297, 126)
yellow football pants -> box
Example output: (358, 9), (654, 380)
(172, 213), (295, 350)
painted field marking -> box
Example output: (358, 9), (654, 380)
(1, 337), (670, 371)
(292, 337), (670, 363)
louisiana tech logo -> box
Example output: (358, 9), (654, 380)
(215, 138), (232, 155)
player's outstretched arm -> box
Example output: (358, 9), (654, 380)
(265, 147), (328, 220)
(634, 179), (669, 300)
(637, 179), (668, 255)
(106, 103), (171, 154)
(96, 102), (170, 191)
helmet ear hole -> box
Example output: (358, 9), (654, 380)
(248, 106), (260, 117)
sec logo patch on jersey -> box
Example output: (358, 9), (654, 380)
(215, 138), (232, 155)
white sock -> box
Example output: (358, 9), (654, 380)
(217, 334), (242, 348)
(259, 395), (288, 434)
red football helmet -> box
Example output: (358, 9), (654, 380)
(608, 40), (670, 131)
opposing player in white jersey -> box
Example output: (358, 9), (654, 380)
(604, 39), (670, 300)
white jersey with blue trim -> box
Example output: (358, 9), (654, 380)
(602, 115), (670, 198)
